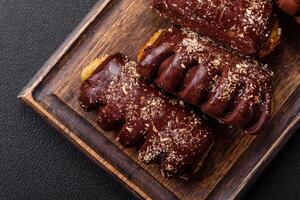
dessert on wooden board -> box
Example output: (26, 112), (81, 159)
(137, 27), (273, 134)
(149, 0), (281, 57)
(79, 53), (214, 178)
(17, 0), (299, 198)
(78, 0), (280, 178)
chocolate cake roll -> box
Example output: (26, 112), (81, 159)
(137, 28), (273, 134)
(79, 53), (214, 178)
(149, 0), (281, 56)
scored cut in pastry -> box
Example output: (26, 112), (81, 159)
(149, 0), (281, 57)
(137, 27), (273, 134)
(79, 53), (214, 178)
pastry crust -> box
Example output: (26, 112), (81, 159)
(137, 28), (273, 134)
(259, 19), (281, 57)
(150, 0), (280, 57)
(79, 53), (214, 177)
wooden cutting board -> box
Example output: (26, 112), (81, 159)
(18, 0), (300, 199)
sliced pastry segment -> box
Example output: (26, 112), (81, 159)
(149, 0), (281, 56)
(137, 28), (273, 134)
(79, 53), (214, 178)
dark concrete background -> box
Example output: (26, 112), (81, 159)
(0, 0), (299, 199)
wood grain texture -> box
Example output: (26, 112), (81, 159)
(18, 0), (300, 199)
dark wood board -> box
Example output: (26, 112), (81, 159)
(18, 0), (300, 199)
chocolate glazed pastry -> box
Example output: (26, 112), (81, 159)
(137, 28), (273, 134)
(149, 0), (281, 57)
(79, 53), (214, 178)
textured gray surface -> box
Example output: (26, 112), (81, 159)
(0, 0), (299, 199)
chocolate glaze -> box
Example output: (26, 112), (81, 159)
(79, 53), (214, 177)
(137, 28), (273, 134)
(150, 0), (276, 56)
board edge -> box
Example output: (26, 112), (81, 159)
(18, 91), (152, 200)
(18, 0), (115, 100)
